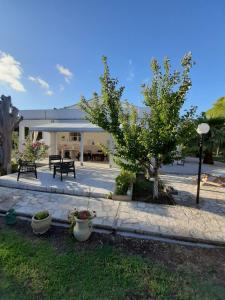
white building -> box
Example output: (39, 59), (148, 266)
(19, 102), (146, 166)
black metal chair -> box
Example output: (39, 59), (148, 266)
(49, 155), (62, 170)
(17, 161), (37, 181)
(53, 161), (76, 181)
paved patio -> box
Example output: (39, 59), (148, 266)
(0, 162), (119, 198)
(161, 157), (225, 177)
(0, 174), (225, 244)
(0, 157), (224, 244)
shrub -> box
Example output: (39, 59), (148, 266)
(34, 210), (49, 220)
(16, 137), (49, 162)
(115, 170), (135, 195)
(11, 161), (18, 173)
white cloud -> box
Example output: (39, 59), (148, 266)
(29, 75), (53, 96)
(46, 90), (53, 96)
(29, 76), (49, 89)
(56, 64), (73, 83)
(126, 59), (135, 81)
(0, 51), (25, 92)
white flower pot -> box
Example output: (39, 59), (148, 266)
(73, 218), (93, 241)
(31, 214), (52, 235)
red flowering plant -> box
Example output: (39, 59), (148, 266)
(16, 137), (49, 163)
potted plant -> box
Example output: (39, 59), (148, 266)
(68, 209), (96, 241)
(31, 210), (52, 234)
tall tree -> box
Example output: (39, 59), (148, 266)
(142, 53), (196, 196)
(80, 55), (196, 198)
(0, 95), (21, 174)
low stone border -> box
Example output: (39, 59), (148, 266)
(1, 207), (225, 247)
(0, 178), (107, 198)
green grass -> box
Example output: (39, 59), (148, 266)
(0, 229), (225, 300)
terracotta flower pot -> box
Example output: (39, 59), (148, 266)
(31, 214), (52, 235)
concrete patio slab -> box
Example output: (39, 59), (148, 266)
(0, 163), (119, 198)
(161, 157), (225, 177)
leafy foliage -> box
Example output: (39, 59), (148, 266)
(115, 170), (136, 195)
(80, 55), (196, 197)
(201, 116), (225, 160)
(142, 53), (196, 168)
(206, 97), (225, 118)
(34, 210), (49, 220)
(16, 137), (49, 162)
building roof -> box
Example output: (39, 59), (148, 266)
(29, 122), (104, 132)
(20, 108), (85, 120)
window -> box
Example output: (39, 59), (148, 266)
(25, 127), (29, 138)
(69, 132), (81, 142)
(37, 131), (43, 140)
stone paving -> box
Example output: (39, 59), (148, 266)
(0, 176), (225, 244)
(161, 157), (225, 177)
(0, 163), (119, 198)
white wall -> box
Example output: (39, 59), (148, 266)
(18, 119), (52, 152)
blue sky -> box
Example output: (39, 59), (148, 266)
(0, 0), (225, 113)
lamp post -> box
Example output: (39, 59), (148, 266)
(196, 123), (210, 204)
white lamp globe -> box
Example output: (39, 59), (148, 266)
(197, 123), (210, 135)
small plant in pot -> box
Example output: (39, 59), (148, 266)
(68, 208), (96, 242)
(31, 210), (52, 235)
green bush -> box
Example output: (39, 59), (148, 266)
(34, 211), (49, 220)
(11, 161), (18, 173)
(115, 170), (135, 195)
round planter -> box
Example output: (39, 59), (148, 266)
(73, 218), (93, 241)
(31, 214), (52, 235)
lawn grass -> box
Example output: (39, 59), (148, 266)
(0, 228), (225, 300)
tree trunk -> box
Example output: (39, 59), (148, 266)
(0, 95), (21, 174)
(153, 157), (159, 199)
(153, 169), (159, 199)
(203, 150), (214, 164)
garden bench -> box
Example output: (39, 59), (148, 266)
(17, 161), (37, 181)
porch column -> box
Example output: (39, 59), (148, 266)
(50, 132), (57, 155)
(19, 122), (25, 152)
(80, 132), (84, 166)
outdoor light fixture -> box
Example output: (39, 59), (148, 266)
(196, 123), (210, 204)
(196, 123), (210, 135)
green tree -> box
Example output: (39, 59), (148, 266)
(142, 53), (196, 196)
(201, 117), (225, 163)
(206, 97), (225, 118)
(80, 54), (196, 198)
